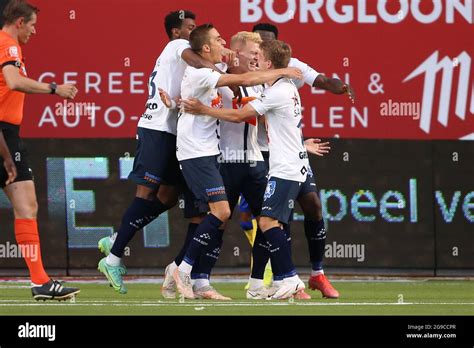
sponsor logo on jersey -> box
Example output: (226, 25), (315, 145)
(206, 186), (226, 197)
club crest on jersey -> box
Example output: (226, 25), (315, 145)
(8, 46), (19, 58)
(264, 181), (276, 201)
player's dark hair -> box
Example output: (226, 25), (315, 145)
(164, 10), (196, 39)
(260, 40), (291, 69)
(189, 23), (214, 52)
(252, 23), (278, 39)
(2, 0), (38, 26)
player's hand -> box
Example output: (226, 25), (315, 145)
(229, 85), (242, 103)
(182, 98), (206, 115)
(343, 84), (355, 104)
(282, 67), (303, 80)
(304, 138), (331, 157)
(221, 48), (237, 66)
(3, 156), (17, 186)
(158, 88), (172, 108)
(56, 84), (78, 99)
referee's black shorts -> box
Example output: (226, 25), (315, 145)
(0, 121), (33, 189)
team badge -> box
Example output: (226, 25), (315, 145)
(264, 180), (276, 201)
(8, 46), (19, 58)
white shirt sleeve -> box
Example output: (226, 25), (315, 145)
(249, 87), (285, 116)
(289, 57), (320, 88)
(175, 39), (191, 60)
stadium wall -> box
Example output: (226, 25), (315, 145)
(0, 139), (472, 275)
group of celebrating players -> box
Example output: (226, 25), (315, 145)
(0, 0), (354, 302)
(96, 10), (355, 300)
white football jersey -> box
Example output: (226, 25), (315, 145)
(138, 39), (190, 135)
(176, 66), (223, 161)
(219, 85), (264, 163)
(257, 57), (320, 152)
(250, 78), (309, 183)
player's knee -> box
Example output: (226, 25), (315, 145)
(258, 217), (277, 232)
(135, 185), (157, 201)
(158, 195), (178, 208)
(157, 185), (179, 207)
(14, 200), (38, 219)
(213, 206), (231, 223)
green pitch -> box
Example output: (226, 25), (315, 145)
(0, 280), (473, 315)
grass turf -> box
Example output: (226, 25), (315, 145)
(0, 280), (473, 316)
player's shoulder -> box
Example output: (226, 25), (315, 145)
(0, 31), (20, 55)
(185, 65), (216, 78)
(288, 57), (306, 69)
(165, 38), (189, 48)
(162, 38), (190, 55)
(265, 78), (294, 97)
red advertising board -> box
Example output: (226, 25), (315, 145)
(19, 0), (474, 139)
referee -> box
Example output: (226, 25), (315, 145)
(0, 0), (79, 300)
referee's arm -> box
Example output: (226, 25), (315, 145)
(2, 64), (77, 98)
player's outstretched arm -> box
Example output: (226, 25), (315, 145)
(216, 67), (302, 88)
(0, 130), (17, 185)
(304, 138), (331, 157)
(2, 65), (77, 98)
(182, 98), (258, 123)
(313, 74), (355, 103)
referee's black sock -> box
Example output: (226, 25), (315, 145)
(110, 198), (170, 257)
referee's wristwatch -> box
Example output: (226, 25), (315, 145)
(49, 82), (57, 95)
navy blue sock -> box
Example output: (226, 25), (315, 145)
(283, 223), (292, 256)
(174, 223), (199, 265)
(111, 198), (170, 257)
(183, 214), (223, 266)
(271, 225), (292, 281)
(263, 227), (296, 278)
(270, 256), (283, 281)
(304, 219), (326, 271)
(251, 229), (270, 279)
(191, 229), (224, 279)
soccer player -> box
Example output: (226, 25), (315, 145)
(172, 24), (302, 299)
(251, 23), (354, 298)
(182, 39), (323, 299)
(0, 0), (80, 300)
(186, 31), (270, 299)
(97, 10), (231, 294)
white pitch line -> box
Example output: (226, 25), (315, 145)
(0, 302), (473, 307)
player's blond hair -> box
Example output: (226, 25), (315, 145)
(230, 31), (262, 49)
